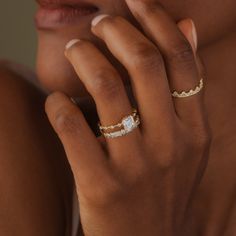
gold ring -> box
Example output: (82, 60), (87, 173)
(98, 108), (140, 139)
(172, 78), (204, 98)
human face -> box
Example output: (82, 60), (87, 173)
(35, 0), (236, 97)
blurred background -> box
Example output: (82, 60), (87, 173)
(0, 1), (37, 69)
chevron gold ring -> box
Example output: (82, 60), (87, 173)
(98, 109), (140, 139)
(172, 78), (204, 98)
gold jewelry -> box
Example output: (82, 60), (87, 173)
(98, 109), (140, 139)
(172, 78), (204, 98)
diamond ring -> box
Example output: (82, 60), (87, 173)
(98, 109), (140, 139)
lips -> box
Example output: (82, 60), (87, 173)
(36, 0), (98, 9)
(35, 0), (99, 30)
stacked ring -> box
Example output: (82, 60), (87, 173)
(98, 109), (140, 138)
(98, 78), (203, 139)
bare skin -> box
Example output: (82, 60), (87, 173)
(0, 0), (236, 235)
(0, 64), (75, 235)
(188, 32), (236, 236)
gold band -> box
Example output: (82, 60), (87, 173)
(98, 109), (140, 139)
(172, 78), (204, 98)
(99, 109), (138, 131)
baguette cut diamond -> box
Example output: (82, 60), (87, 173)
(122, 116), (135, 131)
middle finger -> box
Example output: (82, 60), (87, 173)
(91, 14), (176, 137)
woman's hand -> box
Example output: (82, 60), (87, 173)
(45, 0), (211, 235)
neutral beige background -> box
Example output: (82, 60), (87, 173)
(0, 1), (37, 68)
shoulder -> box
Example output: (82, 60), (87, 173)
(0, 59), (36, 82)
(0, 61), (74, 236)
(0, 59), (48, 111)
(0, 59), (46, 96)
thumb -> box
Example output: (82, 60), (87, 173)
(45, 92), (109, 192)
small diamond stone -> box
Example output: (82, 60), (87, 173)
(122, 116), (135, 131)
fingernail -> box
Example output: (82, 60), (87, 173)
(65, 39), (81, 51)
(190, 20), (198, 51)
(91, 14), (110, 27)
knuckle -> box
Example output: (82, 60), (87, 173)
(158, 146), (179, 169)
(135, 0), (163, 15)
(130, 42), (164, 73)
(125, 166), (148, 187)
(194, 129), (212, 150)
(54, 108), (82, 135)
(168, 39), (195, 66)
(91, 68), (122, 98)
(154, 132), (181, 169)
(101, 183), (123, 204)
(86, 180), (124, 206)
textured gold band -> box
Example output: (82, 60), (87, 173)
(172, 78), (204, 98)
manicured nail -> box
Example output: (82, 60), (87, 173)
(91, 14), (110, 27)
(65, 39), (81, 50)
(190, 20), (198, 51)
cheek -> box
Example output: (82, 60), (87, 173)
(158, 0), (236, 47)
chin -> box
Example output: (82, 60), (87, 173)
(34, 0), (136, 98)
(36, 18), (132, 98)
(36, 61), (90, 98)
(36, 33), (131, 98)
(36, 41), (89, 97)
